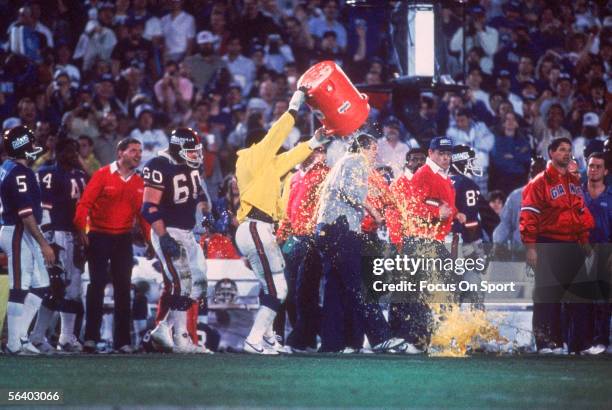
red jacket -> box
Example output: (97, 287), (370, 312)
(409, 160), (457, 241)
(74, 162), (147, 235)
(362, 170), (396, 233)
(388, 172), (414, 246)
(278, 162), (329, 238)
(520, 163), (594, 244)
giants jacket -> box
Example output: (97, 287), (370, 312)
(519, 163), (594, 244)
(236, 112), (313, 222)
(409, 158), (457, 241)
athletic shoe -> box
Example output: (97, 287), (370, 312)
(538, 347), (565, 355)
(581, 344), (606, 356)
(263, 334), (292, 354)
(389, 342), (424, 355)
(341, 347), (359, 354)
(243, 339), (279, 355)
(32, 339), (56, 355)
(57, 335), (83, 353)
(15, 338), (41, 355)
(173, 332), (211, 354)
(150, 322), (174, 352)
(372, 337), (405, 353)
(83, 340), (97, 354)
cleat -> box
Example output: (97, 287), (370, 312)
(18, 338), (41, 355)
(389, 342), (424, 355)
(341, 347), (358, 354)
(83, 340), (98, 353)
(244, 339), (278, 355)
(263, 334), (292, 354)
(150, 322), (174, 352)
(57, 335), (83, 353)
(372, 337), (405, 353)
(173, 332), (210, 354)
(581, 344), (606, 356)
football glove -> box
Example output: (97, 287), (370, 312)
(159, 233), (181, 258)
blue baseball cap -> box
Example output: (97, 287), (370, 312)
(429, 137), (453, 152)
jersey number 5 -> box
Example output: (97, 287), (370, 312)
(173, 170), (201, 204)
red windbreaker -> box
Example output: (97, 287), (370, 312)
(409, 160), (457, 241)
(278, 162), (329, 238)
(362, 170), (396, 233)
(388, 172), (415, 246)
(519, 163), (594, 244)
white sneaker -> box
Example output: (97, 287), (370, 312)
(581, 344), (606, 356)
(173, 332), (210, 354)
(263, 334), (292, 354)
(341, 347), (359, 354)
(244, 339), (279, 355)
(150, 322), (174, 352)
(57, 335), (83, 353)
(19, 338), (41, 355)
(372, 337), (405, 353)
(116, 344), (135, 354)
(390, 342), (424, 355)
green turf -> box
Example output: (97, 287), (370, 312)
(0, 354), (611, 408)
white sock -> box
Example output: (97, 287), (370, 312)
(133, 319), (147, 346)
(30, 305), (55, 344)
(7, 301), (24, 351)
(102, 313), (113, 343)
(247, 306), (276, 344)
(59, 312), (77, 341)
(174, 310), (188, 335)
(20, 292), (42, 340)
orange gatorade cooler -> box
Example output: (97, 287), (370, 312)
(298, 61), (370, 137)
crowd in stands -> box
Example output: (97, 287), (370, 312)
(0, 0), (610, 239)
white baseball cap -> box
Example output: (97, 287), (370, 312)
(196, 31), (217, 45)
(583, 112), (600, 127)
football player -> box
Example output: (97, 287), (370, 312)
(141, 127), (211, 354)
(0, 126), (55, 354)
(29, 139), (87, 352)
(450, 144), (493, 306)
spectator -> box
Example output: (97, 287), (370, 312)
(63, 86), (100, 140)
(283, 16), (315, 72)
(94, 74), (124, 116)
(313, 30), (346, 68)
(153, 61), (194, 123)
(489, 111), (532, 195)
(160, 0), (196, 62)
(488, 190), (506, 217)
(74, 137), (146, 353)
(406, 94), (437, 148)
(78, 135), (102, 176)
(8, 6), (47, 63)
(209, 11), (230, 55)
(446, 108), (495, 193)
(29, 1), (54, 48)
(184, 31), (226, 94)
(131, 0), (163, 46)
(111, 16), (155, 75)
(54, 44), (81, 88)
(495, 70), (524, 116)
(223, 36), (256, 97)
(589, 78), (607, 115)
(95, 111), (122, 166)
(235, 0), (281, 51)
(309, 0), (347, 51)
(376, 116), (410, 179)
(493, 156), (547, 257)
(32, 131), (58, 171)
(449, 5), (498, 72)
(534, 103), (572, 159)
(574, 112), (607, 172)
(210, 174), (241, 237)
(263, 34), (295, 74)
(73, 7), (118, 72)
(129, 104), (168, 169)
(17, 97), (38, 130)
(48, 71), (77, 127)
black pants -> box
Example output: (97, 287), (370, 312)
(84, 231), (133, 348)
(533, 238), (596, 352)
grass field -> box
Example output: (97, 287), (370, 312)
(0, 354), (611, 408)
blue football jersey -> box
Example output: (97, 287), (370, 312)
(0, 159), (43, 225)
(451, 174), (484, 242)
(142, 154), (206, 230)
(38, 164), (87, 231)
